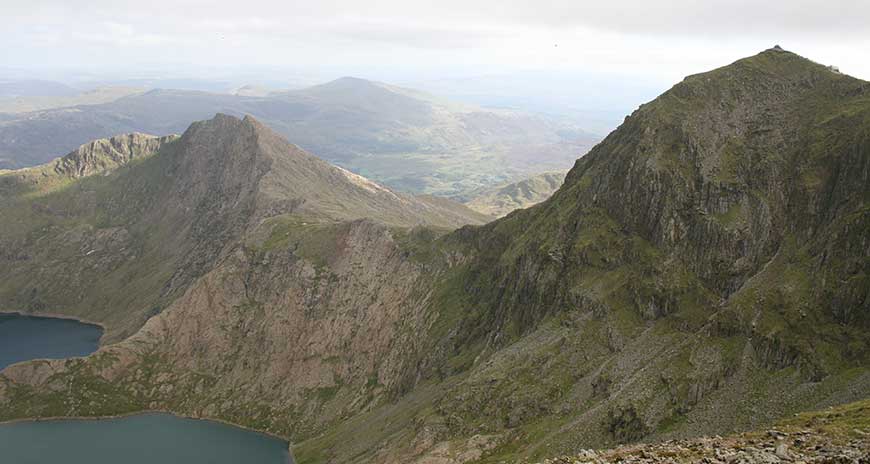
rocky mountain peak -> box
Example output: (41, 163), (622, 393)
(170, 113), (487, 228)
(553, 48), (869, 298)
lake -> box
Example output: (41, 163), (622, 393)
(0, 312), (103, 370)
(0, 413), (293, 463)
(0, 313), (292, 462)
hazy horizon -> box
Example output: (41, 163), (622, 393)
(5, 0), (868, 78)
(4, 0), (869, 133)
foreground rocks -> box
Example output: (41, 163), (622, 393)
(537, 401), (870, 464)
(541, 434), (868, 464)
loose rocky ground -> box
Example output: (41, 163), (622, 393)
(537, 401), (870, 464)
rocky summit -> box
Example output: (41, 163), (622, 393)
(1, 47), (869, 464)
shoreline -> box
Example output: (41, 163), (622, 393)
(0, 309), (108, 332)
(0, 310), (297, 460)
(0, 409), (297, 460)
(0, 309), (109, 373)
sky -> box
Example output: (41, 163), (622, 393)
(2, 0), (869, 130)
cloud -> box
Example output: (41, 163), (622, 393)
(2, 0), (869, 81)
(328, 20), (509, 49)
(456, 0), (870, 40)
(13, 0), (870, 41)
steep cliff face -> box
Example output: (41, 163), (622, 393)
(1, 49), (868, 464)
(0, 114), (487, 444)
(564, 46), (870, 299)
(0, 116), (279, 340)
(0, 132), (177, 194)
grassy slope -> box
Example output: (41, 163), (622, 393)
(0, 137), (185, 340)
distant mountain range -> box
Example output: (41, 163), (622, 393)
(0, 79), (80, 98)
(0, 77), (598, 198)
(0, 85), (144, 114)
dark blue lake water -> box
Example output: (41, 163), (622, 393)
(0, 413), (292, 463)
(0, 315), (292, 462)
(0, 313), (103, 370)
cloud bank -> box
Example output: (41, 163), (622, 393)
(4, 0), (868, 83)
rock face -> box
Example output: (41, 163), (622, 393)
(1, 48), (869, 464)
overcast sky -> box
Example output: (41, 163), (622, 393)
(3, 0), (869, 90)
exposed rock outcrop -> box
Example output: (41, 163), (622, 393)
(536, 398), (870, 464)
(52, 133), (177, 179)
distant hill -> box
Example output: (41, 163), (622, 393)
(0, 77), (598, 197)
(0, 79), (79, 98)
(464, 170), (567, 217)
(0, 86), (144, 114)
(232, 85), (273, 97)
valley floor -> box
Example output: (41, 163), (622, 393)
(535, 400), (870, 464)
